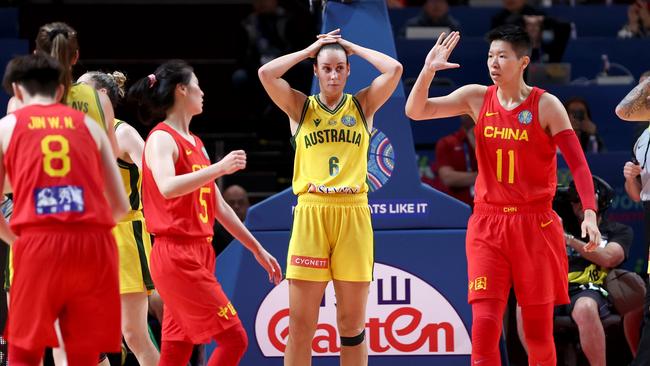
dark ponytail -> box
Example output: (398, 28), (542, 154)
(127, 60), (193, 123)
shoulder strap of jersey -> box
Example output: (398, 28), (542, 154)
(290, 97), (311, 149)
(350, 94), (369, 133)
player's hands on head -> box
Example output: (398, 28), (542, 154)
(581, 209), (601, 252)
(624, 161), (642, 180)
(254, 248), (283, 285)
(424, 31), (461, 73)
(306, 29), (341, 58)
(216, 150), (246, 175)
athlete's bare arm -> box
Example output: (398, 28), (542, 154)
(623, 161), (642, 202)
(115, 122), (144, 169)
(343, 38), (402, 130)
(538, 93), (573, 135)
(566, 236), (625, 268)
(145, 131), (245, 199)
(213, 184), (282, 284)
(97, 91), (120, 158)
(258, 30), (339, 134)
(539, 93), (601, 249)
(0, 114), (18, 244)
(405, 32), (486, 121)
(615, 77), (650, 121)
(85, 116), (129, 221)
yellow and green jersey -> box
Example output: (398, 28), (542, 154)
(115, 119), (144, 222)
(66, 82), (107, 131)
(291, 93), (369, 195)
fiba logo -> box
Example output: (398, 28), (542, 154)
(517, 110), (533, 125)
(367, 128), (395, 192)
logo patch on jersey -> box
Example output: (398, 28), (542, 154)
(185, 149), (193, 155)
(34, 185), (84, 215)
(313, 118), (321, 127)
(307, 183), (360, 194)
(485, 111), (499, 117)
(517, 110), (533, 125)
(328, 119), (337, 126)
(217, 302), (238, 320)
(291, 255), (329, 269)
(468, 276), (487, 291)
(341, 115), (356, 127)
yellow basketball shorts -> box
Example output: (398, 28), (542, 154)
(112, 216), (154, 294)
(286, 193), (373, 282)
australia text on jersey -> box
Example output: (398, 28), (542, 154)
(303, 128), (363, 149)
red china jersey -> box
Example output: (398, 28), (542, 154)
(142, 122), (215, 238)
(4, 104), (114, 234)
(474, 86), (556, 205)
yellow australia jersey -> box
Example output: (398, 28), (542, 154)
(292, 93), (370, 195)
(115, 119), (144, 221)
(66, 82), (107, 131)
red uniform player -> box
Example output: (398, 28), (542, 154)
(0, 54), (128, 365)
(129, 60), (281, 366)
(406, 26), (601, 366)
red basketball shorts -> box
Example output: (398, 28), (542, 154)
(150, 236), (241, 344)
(466, 202), (569, 306)
(8, 227), (121, 353)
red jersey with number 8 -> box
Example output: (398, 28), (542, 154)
(4, 104), (114, 234)
(474, 86), (556, 205)
(142, 122), (215, 238)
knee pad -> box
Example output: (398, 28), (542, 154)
(340, 329), (365, 347)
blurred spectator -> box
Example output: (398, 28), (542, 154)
(399, 0), (461, 36)
(518, 176), (640, 364)
(389, 0), (467, 7)
(428, 115), (477, 206)
(387, 0), (407, 8)
(565, 96), (605, 153)
(232, 0), (312, 125)
(618, 0), (650, 38)
(212, 185), (251, 256)
(224, 185), (251, 223)
(491, 0), (544, 29)
(491, 0), (570, 62)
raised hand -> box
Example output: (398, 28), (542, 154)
(306, 29), (341, 58)
(424, 31), (461, 73)
(215, 150), (246, 175)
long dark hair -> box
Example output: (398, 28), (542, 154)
(127, 60), (194, 123)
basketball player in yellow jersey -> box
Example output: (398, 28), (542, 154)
(77, 71), (160, 366)
(259, 29), (402, 366)
(33, 22), (119, 156)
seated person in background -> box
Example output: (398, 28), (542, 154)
(400, 0), (461, 37)
(618, 0), (650, 38)
(491, 0), (544, 30)
(517, 176), (639, 365)
(429, 115), (477, 206)
(565, 96), (605, 153)
(212, 185), (251, 256)
(492, 0), (569, 62)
